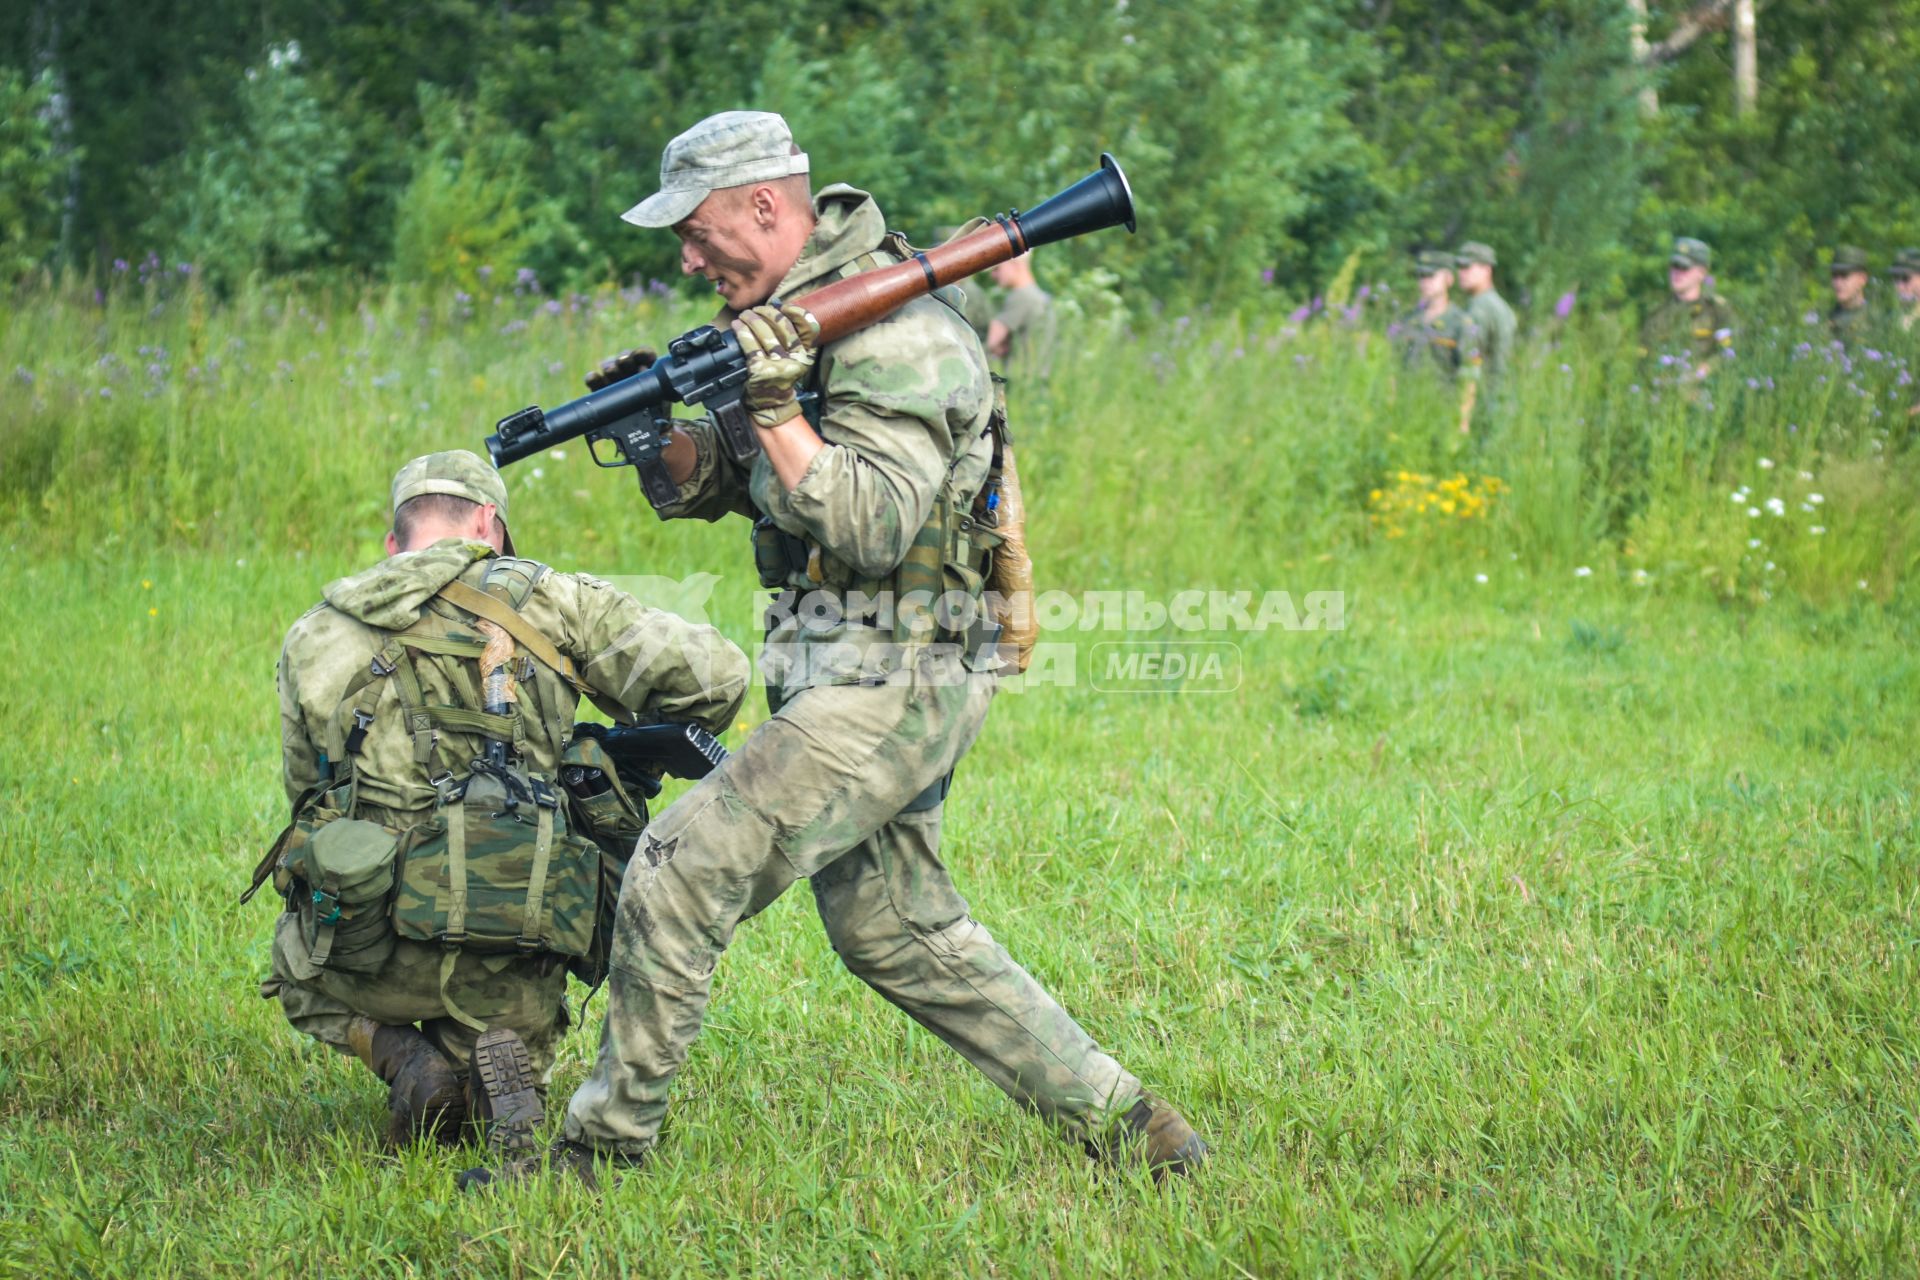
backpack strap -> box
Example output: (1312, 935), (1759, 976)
(437, 580), (592, 699)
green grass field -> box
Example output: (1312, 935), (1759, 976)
(3, 279), (1918, 1276)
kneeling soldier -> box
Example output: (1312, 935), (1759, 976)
(255, 451), (750, 1151)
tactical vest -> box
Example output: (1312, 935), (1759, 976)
(748, 231), (1009, 662)
(246, 557), (646, 1023)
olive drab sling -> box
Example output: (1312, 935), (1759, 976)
(243, 558), (647, 1027)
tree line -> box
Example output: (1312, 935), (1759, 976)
(3, 0), (1916, 313)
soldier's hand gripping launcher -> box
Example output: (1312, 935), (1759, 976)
(484, 154), (1135, 507)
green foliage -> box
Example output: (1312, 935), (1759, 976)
(0, 68), (65, 282)
(7, 1), (1920, 311)
(390, 89), (584, 290)
(143, 44), (350, 289)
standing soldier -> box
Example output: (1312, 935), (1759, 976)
(986, 250), (1058, 380)
(1892, 249), (1920, 334)
(1640, 236), (1735, 382)
(1891, 249), (1920, 417)
(261, 451), (750, 1152)
(1398, 248), (1481, 435)
(1827, 245), (1873, 342)
(1455, 241), (1517, 422)
(461, 110), (1207, 1189)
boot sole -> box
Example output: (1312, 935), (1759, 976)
(471, 1028), (544, 1157)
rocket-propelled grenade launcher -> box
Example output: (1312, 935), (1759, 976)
(484, 154), (1135, 507)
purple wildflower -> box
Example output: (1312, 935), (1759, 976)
(1356, 284), (1372, 302)
(1554, 290), (1576, 320)
(1260, 268), (1274, 285)
(1288, 304), (1311, 324)
(113, 259), (128, 272)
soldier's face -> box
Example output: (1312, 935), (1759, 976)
(1458, 262), (1491, 292)
(1897, 273), (1920, 303)
(674, 188), (791, 308)
(1831, 270), (1867, 306)
(1669, 264), (1706, 298)
(1416, 270), (1449, 303)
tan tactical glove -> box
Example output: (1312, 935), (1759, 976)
(583, 347), (657, 392)
(733, 302), (821, 429)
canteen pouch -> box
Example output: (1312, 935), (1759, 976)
(275, 810), (400, 975)
(391, 770), (599, 959)
(557, 732), (651, 987)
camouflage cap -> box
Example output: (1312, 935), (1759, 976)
(1828, 244), (1869, 275)
(1455, 241), (1497, 267)
(390, 450), (515, 553)
(1670, 237), (1712, 270)
(622, 111), (811, 229)
(1414, 249), (1455, 276)
(1891, 248), (1920, 278)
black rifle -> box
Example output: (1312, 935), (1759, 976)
(484, 155), (1135, 507)
(566, 721), (728, 800)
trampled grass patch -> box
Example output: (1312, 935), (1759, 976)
(2, 281), (1918, 1275)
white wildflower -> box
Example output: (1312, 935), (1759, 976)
(1758, 457), (1775, 469)
(1809, 493), (1824, 504)
(1574, 566), (1593, 578)
(1810, 526), (1825, 535)
(1475, 573), (1489, 584)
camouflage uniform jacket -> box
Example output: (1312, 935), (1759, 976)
(658, 185), (997, 700)
(1465, 288), (1517, 396)
(1827, 299), (1872, 342)
(1399, 302), (1482, 380)
(1640, 290), (1736, 367)
(993, 283), (1058, 378)
(278, 539), (751, 822)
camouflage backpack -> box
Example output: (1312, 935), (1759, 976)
(249, 558), (644, 1025)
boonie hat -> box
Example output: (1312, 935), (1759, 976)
(391, 450), (516, 554)
(1414, 249), (1455, 276)
(1891, 248), (1920, 279)
(1455, 241), (1497, 267)
(1670, 237), (1712, 270)
(622, 111), (811, 229)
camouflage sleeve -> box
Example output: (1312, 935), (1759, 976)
(765, 300), (990, 578)
(653, 417), (757, 524)
(541, 571), (751, 733)
(277, 628), (323, 810)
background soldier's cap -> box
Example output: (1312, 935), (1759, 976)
(1828, 244), (1869, 275)
(1414, 249), (1455, 276)
(1455, 241), (1497, 267)
(391, 450), (515, 553)
(1891, 248), (1920, 278)
(622, 111), (810, 229)
(1670, 237), (1712, 269)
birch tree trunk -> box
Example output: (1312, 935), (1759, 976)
(1732, 0), (1757, 116)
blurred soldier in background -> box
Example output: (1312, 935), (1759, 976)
(1398, 248), (1481, 435)
(1640, 236), (1735, 381)
(1826, 245), (1872, 341)
(1455, 241), (1517, 423)
(1892, 249), (1920, 334)
(987, 250), (1058, 380)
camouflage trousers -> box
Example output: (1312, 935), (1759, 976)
(261, 910), (571, 1081)
(564, 647), (1143, 1157)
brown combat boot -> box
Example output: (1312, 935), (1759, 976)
(468, 1027), (545, 1160)
(1090, 1093), (1210, 1180)
(345, 1015), (467, 1146)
